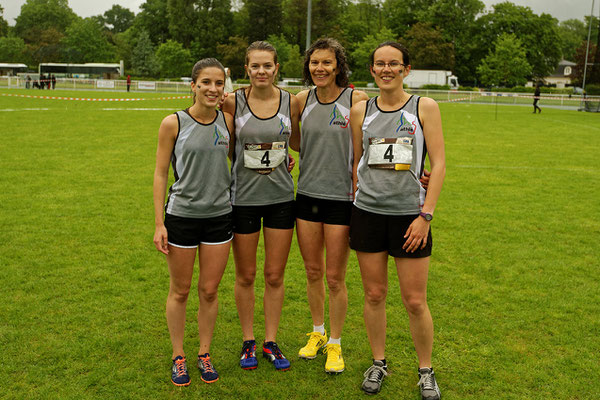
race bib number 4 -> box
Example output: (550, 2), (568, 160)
(244, 141), (286, 175)
(368, 137), (413, 170)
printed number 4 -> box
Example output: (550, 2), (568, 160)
(384, 145), (394, 162)
(261, 151), (271, 166)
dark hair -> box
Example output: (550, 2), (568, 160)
(190, 58), (225, 104)
(303, 38), (350, 87)
(370, 41), (410, 67)
(245, 40), (278, 65)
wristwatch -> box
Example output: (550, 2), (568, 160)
(419, 212), (433, 221)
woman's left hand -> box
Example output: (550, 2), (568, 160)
(287, 154), (296, 173)
(402, 216), (430, 253)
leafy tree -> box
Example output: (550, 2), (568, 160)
(155, 39), (193, 78)
(282, 44), (303, 78)
(102, 4), (135, 34)
(401, 22), (454, 70)
(382, 0), (433, 38)
(244, 0), (283, 43)
(61, 18), (116, 63)
(350, 27), (397, 81)
(135, 0), (170, 44)
(478, 2), (561, 79)
(0, 5), (9, 37)
(0, 36), (29, 63)
(282, 0), (345, 52)
(28, 27), (64, 64)
(267, 34), (292, 68)
(571, 41), (596, 87)
(559, 19), (587, 61)
(216, 36), (248, 79)
(477, 33), (532, 87)
(131, 29), (159, 77)
(14, 0), (77, 43)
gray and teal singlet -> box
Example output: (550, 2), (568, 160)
(354, 95), (427, 215)
(231, 88), (294, 206)
(165, 109), (232, 218)
(297, 87), (354, 201)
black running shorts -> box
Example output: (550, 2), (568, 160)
(232, 200), (296, 234)
(295, 193), (352, 226)
(164, 212), (233, 247)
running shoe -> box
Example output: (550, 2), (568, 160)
(240, 339), (258, 370)
(323, 343), (345, 373)
(197, 353), (219, 383)
(171, 355), (191, 386)
(298, 330), (328, 359)
(418, 367), (441, 400)
(361, 360), (388, 394)
(262, 341), (291, 371)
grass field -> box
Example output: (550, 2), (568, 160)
(0, 88), (598, 400)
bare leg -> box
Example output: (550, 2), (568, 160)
(165, 246), (197, 359)
(357, 251), (389, 360)
(323, 224), (350, 339)
(263, 227), (293, 342)
(233, 232), (260, 341)
(296, 219), (325, 327)
(395, 257), (433, 367)
(196, 241), (231, 355)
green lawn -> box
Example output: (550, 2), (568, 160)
(0, 89), (598, 399)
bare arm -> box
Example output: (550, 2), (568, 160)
(350, 100), (367, 198)
(152, 114), (178, 255)
(223, 111), (235, 160)
(289, 89), (309, 151)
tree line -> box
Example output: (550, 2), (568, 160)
(1, 0), (599, 87)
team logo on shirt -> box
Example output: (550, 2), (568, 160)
(213, 126), (229, 147)
(329, 105), (350, 128)
(278, 117), (290, 135)
(396, 112), (416, 134)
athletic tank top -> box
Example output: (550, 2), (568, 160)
(231, 88), (294, 206)
(354, 95), (427, 215)
(165, 109), (232, 218)
(297, 87), (354, 201)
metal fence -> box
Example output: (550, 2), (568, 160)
(2, 76), (599, 109)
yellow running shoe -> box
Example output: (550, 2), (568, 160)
(298, 331), (327, 359)
(324, 343), (345, 373)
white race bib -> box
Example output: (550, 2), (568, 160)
(244, 142), (286, 175)
(368, 137), (413, 170)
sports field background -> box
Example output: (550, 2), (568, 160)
(0, 89), (598, 399)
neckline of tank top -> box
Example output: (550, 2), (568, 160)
(313, 86), (350, 105)
(183, 108), (219, 126)
(241, 87), (284, 121)
(373, 95), (414, 113)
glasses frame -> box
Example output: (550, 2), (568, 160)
(372, 61), (407, 71)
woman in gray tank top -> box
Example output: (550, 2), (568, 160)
(350, 42), (445, 399)
(153, 59), (234, 386)
(222, 41), (301, 371)
(289, 38), (369, 374)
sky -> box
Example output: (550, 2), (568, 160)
(2, 0), (598, 26)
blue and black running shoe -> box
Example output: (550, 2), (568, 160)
(171, 355), (191, 386)
(240, 340), (258, 370)
(197, 353), (219, 383)
(262, 341), (291, 371)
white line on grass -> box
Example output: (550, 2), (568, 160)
(0, 108), (51, 111)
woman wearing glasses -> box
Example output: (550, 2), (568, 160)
(350, 42), (445, 399)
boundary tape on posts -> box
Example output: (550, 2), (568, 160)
(0, 93), (191, 101)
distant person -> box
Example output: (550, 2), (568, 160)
(533, 82), (541, 113)
(51, 74), (56, 90)
(39, 74), (45, 89)
(26, 75), (31, 89)
(224, 68), (233, 93)
(126, 75), (131, 92)
(46, 74), (51, 90)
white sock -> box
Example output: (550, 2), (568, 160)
(327, 337), (341, 345)
(313, 324), (325, 335)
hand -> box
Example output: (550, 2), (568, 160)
(218, 92), (229, 109)
(287, 154), (296, 173)
(153, 225), (169, 255)
(419, 169), (430, 190)
(402, 216), (430, 253)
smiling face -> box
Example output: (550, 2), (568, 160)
(246, 50), (279, 89)
(309, 49), (339, 88)
(370, 45), (410, 90)
(191, 66), (225, 108)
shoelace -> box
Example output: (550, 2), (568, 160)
(267, 343), (285, 359)
(417, 371), (435, 390)
(306, 331), (324, 347)
(199, 356), (215, 372)
(174, 359), (187, 377)
(364, 364), (388, 382)
(323, 344), (340, 358)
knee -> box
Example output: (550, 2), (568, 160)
(170, 286), (190, 304)
(264, 269), (284, 288)
(236, 271), (256, 288)
(364, 286), (387, 306)
(304, 262), (324, 283)
(325, 271), (345, 293)
(402, 294), (427, 316)
(199, 285), (218, 304)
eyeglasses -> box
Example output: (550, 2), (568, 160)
(373, 61), (406, 70)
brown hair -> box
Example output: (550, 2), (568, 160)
(370, 41), (410, 67)
(242, 40), (279, 100)
(190, 58), (225, 104)
(303, 38), (350, 87)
